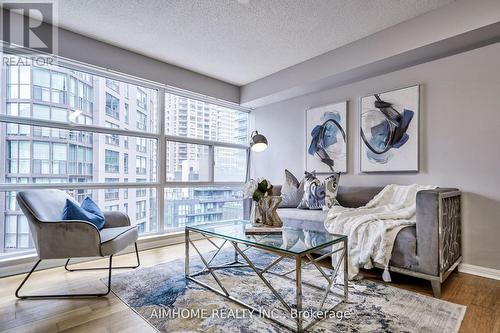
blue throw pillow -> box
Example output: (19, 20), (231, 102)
(81, 196), (105, 220)
(62, 199), (106, 230)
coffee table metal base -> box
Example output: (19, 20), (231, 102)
(185, 229), (348, 333)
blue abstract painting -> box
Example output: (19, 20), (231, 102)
(306, 101), (347, 173)
(360, 85), (419, 172)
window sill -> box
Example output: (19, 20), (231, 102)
(0, 230), (199, 278)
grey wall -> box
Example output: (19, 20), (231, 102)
(252, 42), (500, 270)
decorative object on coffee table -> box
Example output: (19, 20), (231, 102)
(243, 178), (282, 227)
(256, 195), (282, 227)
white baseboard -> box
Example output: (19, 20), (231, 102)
(458, 263), (500, 280)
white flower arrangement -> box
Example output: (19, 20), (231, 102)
(243, 178), (273, 202)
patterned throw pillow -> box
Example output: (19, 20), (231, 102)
(324, 172), (341, 209)
(297, 171), (326, 210)
(279, 169), (304, 208)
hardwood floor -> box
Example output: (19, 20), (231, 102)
(0, 241), (498, 333)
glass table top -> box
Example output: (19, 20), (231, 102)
(186, 220), (346, 255)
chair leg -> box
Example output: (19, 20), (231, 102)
(65, 242), (140, 271)
(16, 255), (113, 299)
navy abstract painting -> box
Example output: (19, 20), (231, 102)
(306, 101), (347, 173)
(360, 85), (419, 172)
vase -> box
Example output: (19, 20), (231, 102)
(250, 196), (283, 227)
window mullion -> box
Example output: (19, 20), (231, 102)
(209, 145), (215, 183)
(157, 88), (166, 234)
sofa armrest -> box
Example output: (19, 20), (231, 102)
(103, 211), (131, 228)
(32, 220), (102, 259)
(415, 188), (461, 276)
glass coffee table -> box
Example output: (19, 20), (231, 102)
(185, 220), (348, 332)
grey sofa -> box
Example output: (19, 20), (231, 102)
(273, 185), (462, 298)
(15, 189), (140, 299)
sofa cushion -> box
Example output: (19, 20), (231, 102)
(324, 173), (341, 209)
(279, 169), (304, 208)
(81, 196), (105, 223)
(297, 171), (326, 210)
(62, 199), (105, 230)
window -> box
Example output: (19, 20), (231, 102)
(106, 204), (119, 211)
(163, 93), (248, 230)
(32, 68), (67, 104)
(105, 122), (120, 146)
(7, 140), (31, 174)
(105, 93), (120, 119)
(52, 143), (67, 175)
(165, 93), (248, 144)
(32, 68), (50, 102)
(137, 89), (147, 109)
(105, 149), (119, 173)
(124, 153), (129, 174)
(124, 103), (129, 124)
(4, 59), (157, 133)
(104, 178), (119, 200)
(136, 200), (146, 220)
(166, 142), (210, 181)
(69, 77), (77, 108)
(214, 147), (246, 182)
(51, 72), (67, 104)
(8, 65), (31, 99)
(136, 111), (147, 131)
(136, 137), (147, 153)
(4, 215), (31, 249)
(3, 126), (156, 183)
(136, 156), (146, 174)
(0, 53), (248, 260)
(7, 103), (30, 136)
(164, 187), (243, 231)
(6, 192), (17, 210)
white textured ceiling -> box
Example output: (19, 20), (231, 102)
(50, 0), (453, 85)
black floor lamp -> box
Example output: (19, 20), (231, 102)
(245, 131), (268, 181)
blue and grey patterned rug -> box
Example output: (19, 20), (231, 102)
(107, 249), (465, 333)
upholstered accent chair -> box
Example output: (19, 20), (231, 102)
(15, 189), (140, 299)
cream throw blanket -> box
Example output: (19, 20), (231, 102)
(324, 184), (437, 282)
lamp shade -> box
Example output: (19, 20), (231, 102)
(250, 131), (268, 152)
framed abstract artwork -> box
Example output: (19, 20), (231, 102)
(306, 101), (347, 173)
(360, 85), (419, 172)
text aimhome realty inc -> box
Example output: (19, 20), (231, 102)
(150, 307), (354, 320)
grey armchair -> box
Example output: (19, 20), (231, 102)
(15, 189), (140, 299)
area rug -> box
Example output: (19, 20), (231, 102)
(107, 249), (465, 333)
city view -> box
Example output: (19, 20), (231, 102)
(0, 57), (248, 257)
